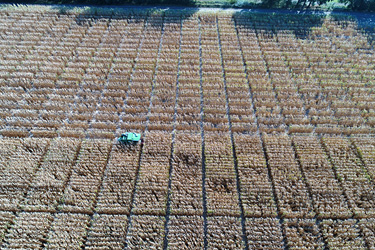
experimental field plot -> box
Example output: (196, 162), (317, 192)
(0, 5), (375, 249)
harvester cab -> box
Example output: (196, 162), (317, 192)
(118, 132), (142, 146)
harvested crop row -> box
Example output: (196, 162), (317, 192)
(121, 15), (163, 132)
(234, 134), (276, 217)
(95, 143), (140, 214)
(109, 18), (144, 89)
(0, 11), (374, 137)
(205, 132), (240, 216)
(167, 215), (204, 249)
(44, 212), (90, 249)
(207, 216), (244, 249)
(263, 134), (314, 218)
(283, 219), (325, 249)
(218, 16), (257, 133)
(270, 32), (310, 131)
(2, 212), (53, 249)
(176, 16), (201, 132)
(293, 136), (351, 219)
(148, 17), (181, 132)
(5, 16), (95, 134)
(258, 26), (309, 131)
(132, 131), (172, 215)
(235, 18), (284, 134)
(85, 19), (132, 136)
(85, 214), (128, 250)
(322, 137), (375, 218)
(246, 217), (284, 249)
(0, 138), (49, 211)
(125, 215), (165, 249)
(22, 138), (81, 212)
(170, 133), (203, 215)
(200, 14), (229, 132)
(59, 139), (112, 213)
(62, 18), (113, 134)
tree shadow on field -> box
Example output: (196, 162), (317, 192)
(50, 5), (198, 28)
(330, 12), (375, 47)
(233, 10), (326, 40)
(233, 10), (375, 48)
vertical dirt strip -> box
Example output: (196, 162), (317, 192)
(218, 15), (257, 134)
(200, 14), (241, 220)
(271, 29), (310, 134)
(252, 21), (285, 134)
(197, 14), (208, 250)
(148, 15), (181, 133)
(232, 15), (260, 136)
(91, 16), (147, 216)
(163, 15), (184, 250)
(175, 15), (202, 132)
(216, 14), (248, 250)
(124, 13), (167, 250)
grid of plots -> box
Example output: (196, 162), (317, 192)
(0, 135), (374, 248)
(0, 10), (375, 138)
(0, 6), (375, 249)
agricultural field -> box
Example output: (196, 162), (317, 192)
(0, 4), (375, 249)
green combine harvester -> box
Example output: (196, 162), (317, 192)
(117, 132), (142, 146)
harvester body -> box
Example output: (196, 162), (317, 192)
(118, 132), (141, 146)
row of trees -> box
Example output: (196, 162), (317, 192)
(262, 0), (374, 11)
(2, 0), (374, 11)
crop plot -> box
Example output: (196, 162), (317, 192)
(44, 212), (90, 249)
(170, 133), (203, 215)
(246, 217), (284, 249)
(0, 5), (374, 249)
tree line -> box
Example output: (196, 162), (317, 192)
(2, 0), (375, 12)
